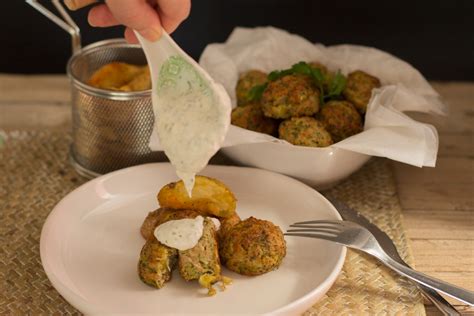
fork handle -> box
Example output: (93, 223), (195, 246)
(383, 256), (474, 306)
(419, 285), (460, 315)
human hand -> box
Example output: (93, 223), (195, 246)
(65, 0), (191, 43)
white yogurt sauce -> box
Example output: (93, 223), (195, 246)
(154, 216), (204, 251)
(155, 56), (230, 196)
(210, 217), (221, 231)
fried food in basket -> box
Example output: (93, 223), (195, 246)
(219, 217), (286, 276)
(231, 103), (279, 136)
(87, 62), (151, 91)
(318, 100), (363, 142)
(236, 70), (268, 106)
(157, 176), (237, 219)
(279, 116), (333, 147)
(138, 238), (178, 288)
(118, 66), (151, 92)
(343, 70), (381, 113)
(261, 74), (320, 119)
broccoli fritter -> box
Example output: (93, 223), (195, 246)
(179, 218), (221, 282)
(318, 100), (363, 142)
(236, 70), (268, 106)
(217, 213), (241, 242)
(343, 70), (381, 113)
(231, 103), (279, 136)
(138, 238), (178, 288)
(279, 116), (333, 147)
(220, 217), (286, 276)
(261, 74), (320, 119)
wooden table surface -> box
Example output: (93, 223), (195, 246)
(0, 75), (473, 315)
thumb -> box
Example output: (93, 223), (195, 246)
(105, 0), (163, 41)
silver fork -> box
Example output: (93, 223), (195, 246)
(286, 220), (474, 306)
(324, 195), (460, 316)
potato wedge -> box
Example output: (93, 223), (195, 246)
(87, 62), (144, 90)
(157, 176), (237, 218)
(118, 66), (151, 91)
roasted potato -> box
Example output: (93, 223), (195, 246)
(157, 176), (237, 218)
(118, 66), (151, 91)
(88, 62), (151, 92)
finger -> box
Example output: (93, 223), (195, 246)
(64, 0), (99, 11)
(124, 27), (139, 44)
(155, 0), (191, 33)
(88, 4), (120, 27)
(105, 0), (162, 42)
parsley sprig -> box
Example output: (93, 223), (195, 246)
(248, 61), (347, 103)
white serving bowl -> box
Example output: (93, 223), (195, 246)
(221, 141), (371, 189)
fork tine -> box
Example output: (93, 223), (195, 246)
(290, 224), (342, 232)
(286, 228), (339, 235)
(293, 220), (343, 225)
(284, 232), (340, 243)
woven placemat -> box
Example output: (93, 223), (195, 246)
(0, 129), (425, 315)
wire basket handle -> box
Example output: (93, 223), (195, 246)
(26, 0), (82, 54)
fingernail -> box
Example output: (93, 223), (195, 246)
(140, 27), (162, 42)
(64, 0), (74, 10)
(87, 13), (97, 27)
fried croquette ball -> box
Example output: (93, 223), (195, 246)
(343, 70), (381, 113)
(140, 208), (201, 240)
(220, 217), (286, 276)
(140, 209), (161, 240)
(261, 75), (320, 119)
(138, 238), (178, 288)
(217, 213), (241, 242)
(236, 70), (268, 106)
(279, 117), (333, 147)
(179, 218), (221, 282)
(318, 100), (363, 142)
(231, 103), (279, 136)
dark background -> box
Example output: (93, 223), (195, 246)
(2, 0), (473, 80)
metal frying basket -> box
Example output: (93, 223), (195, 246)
(28, 0), (166, 178)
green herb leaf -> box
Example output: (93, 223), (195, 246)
(324, 71), (347, 101)
(291, 61), (313, 76)
(247, 82), (268, 101)
(250, 61), (346, 104)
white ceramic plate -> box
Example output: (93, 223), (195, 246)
(41, 163), (346, 315)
